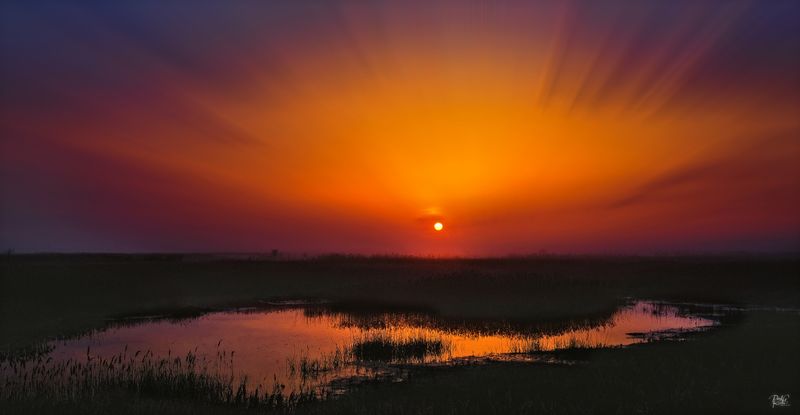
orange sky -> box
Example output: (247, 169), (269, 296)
(1, 1), (798, 254)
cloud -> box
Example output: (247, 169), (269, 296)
(607, 133), (799, 210)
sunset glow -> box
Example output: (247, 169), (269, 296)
(1, 1), (798, 254)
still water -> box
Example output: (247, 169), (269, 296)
(44, 300), (717, 395)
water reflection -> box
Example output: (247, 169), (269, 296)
(41, 301), (717, 396)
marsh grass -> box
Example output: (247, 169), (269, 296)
(286, 346), (348, 381)
(284, 332), (452, 383)
(0, 343), (53, 363)
(349, 332), (450, 362)
(3, 312), (797, 415)
(1, 255), (797, 414)
(507, 335), (611, 354)
(0, 345), (318, 410)
(0, 335), (447, 414)
(3, 255), (796, 355)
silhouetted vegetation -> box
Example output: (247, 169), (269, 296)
(2, 254), (797, 355)
(350, 333), (449, 362)
(2, 311), (796, 414)
(0, 254), (798, 414)
(0, 346), (319, 412)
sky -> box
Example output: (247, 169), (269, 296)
(1, 0), (798, 255)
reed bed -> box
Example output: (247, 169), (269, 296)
(506, 335), (611, 354)
(2, 333), (449, 412)
(286, 346), (349, 380)
(0, 345), (318, 410)
(349, 332), (451, 362)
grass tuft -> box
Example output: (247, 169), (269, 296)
(350, 333), (449, 362)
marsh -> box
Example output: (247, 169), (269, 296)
(1, 255), (797, 414)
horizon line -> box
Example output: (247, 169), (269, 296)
(3, 251), (799, 259)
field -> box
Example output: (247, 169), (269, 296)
(1, 254), (798, 414)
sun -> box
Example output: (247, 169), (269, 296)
(433, 222), (444, 231)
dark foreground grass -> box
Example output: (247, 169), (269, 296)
(2, 311), (797, 414)
(0, 346), (318, 412)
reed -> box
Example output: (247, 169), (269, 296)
(0, 346), (317, 410)
(349, 332), (450, 362)
(286, 346), (348, 381)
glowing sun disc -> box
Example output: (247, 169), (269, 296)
(434, 222), (444, 231)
